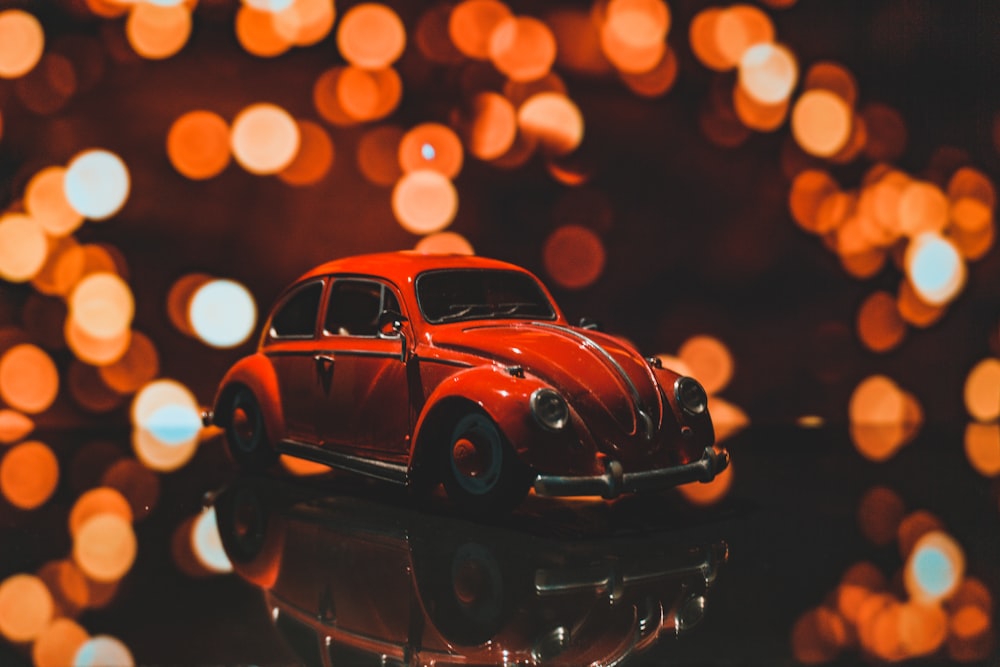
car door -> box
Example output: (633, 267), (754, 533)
(262, 279), (326, 444)
(316, 278), (411, 461)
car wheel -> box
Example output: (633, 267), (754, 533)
(442, 412), (529, 514)
(225, 388), (278, 470)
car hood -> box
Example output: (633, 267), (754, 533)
(430, 321), (663, 440)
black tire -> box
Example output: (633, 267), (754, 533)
(441, 411), (530, 514)
(225, 388), (278, 470)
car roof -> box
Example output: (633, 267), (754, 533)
(294, 251), (538, 287)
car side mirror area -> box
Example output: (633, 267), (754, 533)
(578, 317), (600, 331)
(378, 310), (409, 362)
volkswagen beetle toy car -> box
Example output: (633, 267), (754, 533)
(207, 252), (728, 513)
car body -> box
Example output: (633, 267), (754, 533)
(212, 476), (729, 666)
(209, 252), (728, 512)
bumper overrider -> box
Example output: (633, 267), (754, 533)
(533, 446), (730, 499)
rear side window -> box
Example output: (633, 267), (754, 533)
(325, 279), (400, 337)
(269, 281), (323, 339)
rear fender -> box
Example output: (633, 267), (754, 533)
(212, 354), (286, 445)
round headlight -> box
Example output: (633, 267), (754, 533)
(530, 388), (569, 431)
(674, 377), (708, 416)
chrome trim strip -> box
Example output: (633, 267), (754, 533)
(277, 440), (408, 484)
(529, 322), (655, 439)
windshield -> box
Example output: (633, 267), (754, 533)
(416, 269), (557, 324)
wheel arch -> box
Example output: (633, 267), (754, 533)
(212, 353), (286, 445)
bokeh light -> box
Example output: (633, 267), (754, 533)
(26, 167), (85, 237)
(713, 4), (774, 71)
(899, 181), (949, 236)
(904, 232), (966, 306)
(857, 291), (906, 353)
(0, 344), (59, 414)
(488, 16), (557, 82)
(272, 0), (335, 47)
(64, 149), (131, 221)
(603, 0), (670, 53)
(69, 487), (134, 539)
(518, 92), (584, 155)
(357, 125), (404, 186)
(398, 123), (464, 178)
(230, 103), (301, 175)
(391, 169), (459, 234)
(125, 2), (192, 60)
(904, 531), (965, 603)
(278, 120), (334, 186)
(69, 272), (135, 340)
(792, 90), (852, 158)
(857, 485), (905, 547)
(678, 335), (733, 395)
(0, 409), (34, 444)
(73, 635), (134, 667)
(415, 231), (475, 255)
(65, 321), (131, 366)
(0, 213), (48, 282)
(336, 3), (406, 70)
(167, 273), (211, 336)
(167, 110), (231, 180)
(449, 0), (511, 59)
(189, 279), (257, 348)
(101, 458), (160, 521)
(73, 514), (137, 582)
(32, 617), (90, 667)
(964, 358), (1000, 422)
(542, 224), (606, 289)
(465, 92), (517, 160)
(68, 361), (125, 413)
(965, 422), (1000, 477)
(131, 380), (201, 471)
(336, 66), (401, 123)
(0, 574), (53, 642)
(98, 331), (160, 395)
(191, 507), (233, 574)
(236, 5), (292, 58)
(738, 42), (797, 105)
(0, 9), (45, 79)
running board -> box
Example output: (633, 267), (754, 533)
(277, 440), (409, 485)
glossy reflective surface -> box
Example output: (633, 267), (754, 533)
(0, 425), (996, 665)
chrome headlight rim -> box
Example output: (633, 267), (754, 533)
(530, 388), (570, 432)
(674, 377), (708, 416)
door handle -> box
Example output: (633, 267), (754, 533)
(314, 354), (335, 373)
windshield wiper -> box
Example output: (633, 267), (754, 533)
(436, 303), (496, 322)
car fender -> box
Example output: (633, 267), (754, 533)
(212, 353), (286, 445)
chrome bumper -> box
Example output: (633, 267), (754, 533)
(533, 447), (730, 499)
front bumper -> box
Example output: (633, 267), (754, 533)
(533, 446), (730, 499)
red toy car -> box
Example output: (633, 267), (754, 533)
(208, 252), (728, 512)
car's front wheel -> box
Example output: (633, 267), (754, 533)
(442, 411), (530, 514)
(225, 388), (278, 470)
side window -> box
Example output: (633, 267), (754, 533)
(269, 281), (323, 339)
(325, 280), (401, 337)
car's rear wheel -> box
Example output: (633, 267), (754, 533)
(225, 388), (278, 470)
(442, 412), (530, 514)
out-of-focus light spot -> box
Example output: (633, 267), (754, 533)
(0, 10), (44, 79)
(357, 125), (404, 186)
(32, 617), (89, 667)
(391, 170), (459, 235)
(489, 16), (557, 82)
(898, 602), (948, 658)
(144, 404), (202, 445)
(791, 606), (845, 664)
(965, 358), (1000, 422)
(804, 61), (858, 107)
(0, 574), (53, 642)
(0, 344), (59, 414)
(415, 4), (463, 65)
(738, 42), (797, 105)
(26, 167), (84, 237)
(167, 273), (211, 337)
(857, 291), (906, 353)
(709, 397), (749, 442)
(713, 4), (774, 71)
(172, 516), (214, 578)
(849, 374), (905, 425)
(678, 335), (733, 395)
(167, 110), (231, 180)
(126, 2), (191, 59)
(98, 331), (159, 395)
(337, 3), (406, 70)
(236, 5), (293, 58)
(69, 487), (133, 539)
(336, 66), (401, 122)
(789, 169), (839, 233)
(862, 103), (907, 162)
(689, 8), (729, 72)
(273, 0), (335, 47)
(189, 279), (257, 349)
(504, 73), (567, 109)
(0, 409), (33, 444)
(857, 485), (905, 547)
(792, 90), (852, 158)
(678, 460), (733, 506)
(65, 321), (131, 366)
(547, 8), (610, 76)
(952, 220), (996, 261)
(518, 93), (584, 156)
(101, 458), (159, 522)
(68, 361), (125, 413)
(898, 180), (949, 236)
(277, 120), (333, 186)
(449, 0), (511, 59)
(245, 0), (296, 11)
(73, 635), (134, 667)
(897, 278), (946, 328)
(904, 531), (964, 603)
(604, 0), (669, 51)
(965, 422), (1000, 477)
(0, 441), (58, 510)
(230, 103), (300, 175)
(192, 507), (233, 574)
(0, 213), (47, 282)
(465, 92), (517, 161)
(69, 272), (134, 341)
(599, 19), (664, 75)
(38, 558), (90, 617)
(836, 562), (886, 627)
(543, 225), (605, 290)
(796, 415), (824, 428)
(415, 232), (475, 255)
(131, 380), (201, 471)
(948, 166), (996, 209)
(904, 232), (966, 306)
(73, 514), (137, 582)
(897, 510), (943, 560)
(732, 85), (788, 132)
(64, 150), (130, 222)
(313, 66), (357, 126)
(399, 123), (464, 178)
(619, 46), (678, 98)
(950, 197), (992, 234)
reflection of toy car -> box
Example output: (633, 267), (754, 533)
(212, 477), (728, 667)
(208, 252), (727, 512)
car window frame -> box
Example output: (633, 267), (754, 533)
(264, 278), (326, 342)
(414, 268), (558, 325)
(320, 276), (406, 340)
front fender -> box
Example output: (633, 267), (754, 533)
(212, 353), (285, 446)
